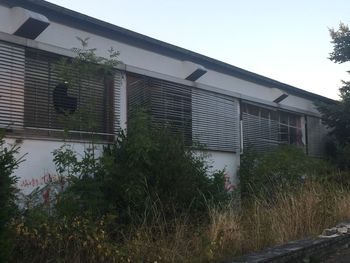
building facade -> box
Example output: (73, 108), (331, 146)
(0, 0), (331, 193)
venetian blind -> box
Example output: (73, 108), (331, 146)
(242, 112), (280, 152)
(192, 89), (239, 152)
(0, 41), (120, 138)
(24, 48), (120, 137)
(127, 73), (239, 152)
(0, 41), (25, 130)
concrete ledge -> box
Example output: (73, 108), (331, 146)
(226, 234), (350, 263)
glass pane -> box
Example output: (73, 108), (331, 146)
(279, 124), (288, 142)
(289, 127), (297, 144)
(247, 104), (259, 116)
(260, 108), (269, 119)
(280, 112), (288, 125)
(241, 103), (248, 113)
(289, 114), (297, 127)
(270, 111), (278, 121)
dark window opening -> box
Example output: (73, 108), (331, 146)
(53, 83), (77, 115)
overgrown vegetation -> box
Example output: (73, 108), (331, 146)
(317, 23), (350, 169)
(6, 134), (350, 263)
(9, 174), (350, 262)
(238, 146), (332, 199)
(3, 31), (350, 262)
(0, 134), (22, 263)
(53, 111), (227, 225)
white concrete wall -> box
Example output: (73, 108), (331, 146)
(119, 71), (127, 130)
(207, 151), (240, 187)
(5, 138), (98, 194)
(9, 139), (239, 194)
(0, 5), (13, 33)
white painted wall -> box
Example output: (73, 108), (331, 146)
(207, 151), (240, 187)
(8, 138), (239, 194)
(119, 72), (127, 130)
(0, 6), (13, 33)
(5, 138), (97, 194)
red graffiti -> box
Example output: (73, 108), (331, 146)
(42, 188), (50, 204)
(224, 174), (236, 192)
(19, 173), (60, 188)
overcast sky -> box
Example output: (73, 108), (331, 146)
(46, 0), (350, 100)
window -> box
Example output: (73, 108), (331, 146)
(127, 73), (239, 152)
(241, 103), (280, 152)
(278, 112), (302, 145)
(0, 41), (120, 139)
(127, 74), (192, 144)
(242, 102), (304, 152)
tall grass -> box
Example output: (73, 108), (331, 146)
(210, 181), (350, 260)
(10, 181), (350, 262)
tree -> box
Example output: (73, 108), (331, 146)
(317, 23), (350, 169)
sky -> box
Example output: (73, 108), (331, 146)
(45, 0), (350, 100)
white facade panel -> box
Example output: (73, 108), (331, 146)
(207, 151), (240, 187)
(6, 138), (96, 194)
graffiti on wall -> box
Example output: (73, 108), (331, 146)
(224, 173), (236, 192)
(18, 173), (67, 208)
(19, 173), (62, 188)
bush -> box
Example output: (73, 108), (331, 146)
(0, 134), (22, 262)
(54, 111), (228, 225)
(239, 145), (331, 199)
(53, 144), (107, 218)
(102, 112), (227, 223)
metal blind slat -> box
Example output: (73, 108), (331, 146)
(127, 73), (240, 152)
(0, 41), (25, 129)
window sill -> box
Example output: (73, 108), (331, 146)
(3, 127), (116, 144)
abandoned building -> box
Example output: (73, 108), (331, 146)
(0, 0), (332, 193)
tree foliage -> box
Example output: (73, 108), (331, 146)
(329, 23), (350, 64)
(0, 134), (22, 262)
(317, 23), (350, 169)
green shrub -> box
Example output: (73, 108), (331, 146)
(0, 134), (22, 262)
(54, 111), (228, 225)
(239, 145), (331, 199)
(52, 144), (108, 218)
(101, 112), (227, 224)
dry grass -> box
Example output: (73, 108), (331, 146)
(11, 181), (350, 262)
(210, 182), (350, 260)
(123, 181), (350, 262)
